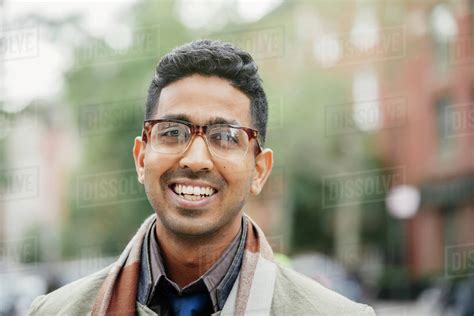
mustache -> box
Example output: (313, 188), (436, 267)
(161, 168), (226, 189)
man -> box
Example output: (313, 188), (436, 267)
(29, 40), (375, 315)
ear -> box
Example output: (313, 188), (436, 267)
(133, 136), (146, 184)
(250, 148), (273, 195)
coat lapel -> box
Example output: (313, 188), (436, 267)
(220, 215), (277, 315)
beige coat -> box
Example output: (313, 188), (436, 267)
(29, 259), (375, 316)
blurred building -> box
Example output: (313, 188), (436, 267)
(0, 104), (76, 264)
(377, 1), (474, 278)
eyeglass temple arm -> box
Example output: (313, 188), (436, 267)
(247, 129), (263, 154)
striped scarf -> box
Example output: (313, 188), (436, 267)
(91, 214), (275, 315)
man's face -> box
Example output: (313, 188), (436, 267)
(134, 74), (269, 238)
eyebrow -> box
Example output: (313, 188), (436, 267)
(160, 114), (240, 126)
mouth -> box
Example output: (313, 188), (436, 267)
(167, 183), (219, 208)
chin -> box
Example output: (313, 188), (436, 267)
(161, 213), (222, 237)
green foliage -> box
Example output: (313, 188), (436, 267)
(290, 171), (333, 254)
(60, 0), (390, 266)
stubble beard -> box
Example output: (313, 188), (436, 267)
(146, 183), (247, 240)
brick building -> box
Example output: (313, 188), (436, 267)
(377, 1), (474, 278)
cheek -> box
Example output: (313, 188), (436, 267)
(143, 155), (173, 189)
(144, 152), (173, 172)
(219, 161), (254, 189)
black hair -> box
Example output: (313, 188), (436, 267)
(145, 39), (268, 146)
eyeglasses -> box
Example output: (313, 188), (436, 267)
(142, 119), (262, 160)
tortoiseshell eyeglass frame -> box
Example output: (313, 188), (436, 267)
(141, 118), (263, 157)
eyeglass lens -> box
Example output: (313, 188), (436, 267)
(150, 121), (250, 159)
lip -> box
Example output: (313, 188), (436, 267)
(166, 185), (218, 209)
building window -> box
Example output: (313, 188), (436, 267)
(435, 95), (456, 163)
(443, 206), (455, 240)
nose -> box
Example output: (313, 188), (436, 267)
(178, 135), (214, 172)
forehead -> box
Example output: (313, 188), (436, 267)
(155, 74), (251, 126)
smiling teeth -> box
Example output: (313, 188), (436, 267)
(183, 194), (203, 201)
(173, 184), (215, 197)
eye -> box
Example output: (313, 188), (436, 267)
(211, 129), (240, 144)
(227, 133), (239, 143)
(157, 123), (188, 138)
(162, 129), (181, 137)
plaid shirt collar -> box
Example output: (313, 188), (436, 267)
(137, 215), (247, 313)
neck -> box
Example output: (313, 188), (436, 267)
(155, 216), (242, 288)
